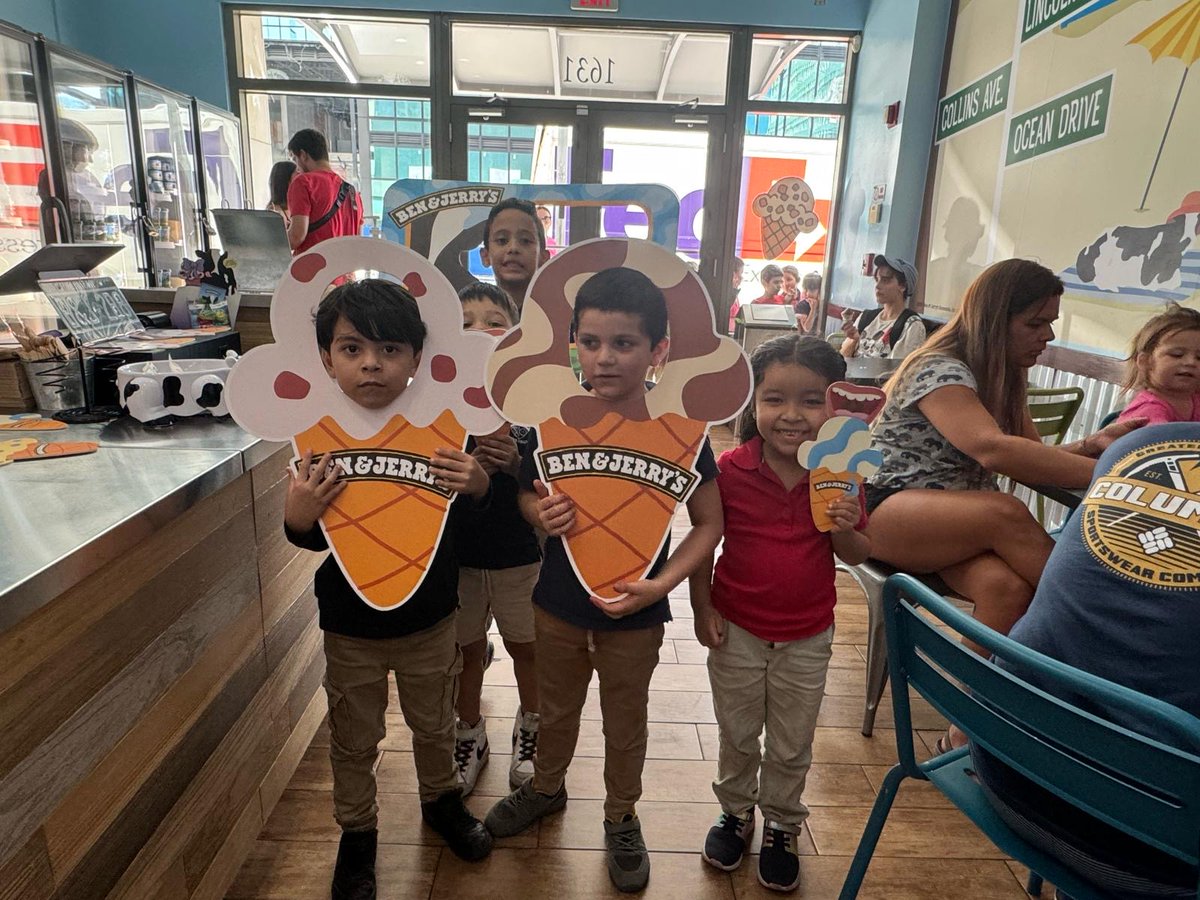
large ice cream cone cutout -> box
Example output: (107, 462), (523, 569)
(486, 238), (752, 600)
(751, 176), (819, 260)
(225, 238), (503, 610)
(798, 383), (887, 533)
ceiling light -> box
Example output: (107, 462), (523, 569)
(393, 37), (407, 43)
(459, 58), (471, 63)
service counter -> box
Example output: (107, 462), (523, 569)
(125, 287), (277, 351)
(0, 414), (324, 898)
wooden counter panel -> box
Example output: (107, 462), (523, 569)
(0, 475), (252, 698)
(108, 621), (323, 899)
(41, 595), (265, 881)
(0, 452), (325, 900)
(0, 831), (52, 900)
(0, 489), (258, 859)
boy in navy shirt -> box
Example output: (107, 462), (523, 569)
(484, 268), (724, 893)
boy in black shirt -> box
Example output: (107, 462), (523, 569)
(283, 279), (493, 900)
(484, 268), (724, 893)
(453, 283), (543, 795)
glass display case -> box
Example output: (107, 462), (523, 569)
(47, 50), (144, 287)
(196, 102), (246, 250)
(135, 82), (202, 286)
(0, 31), (49, 275)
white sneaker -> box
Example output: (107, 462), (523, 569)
(509, 707), (540, 790)
(454, 717), (489, 796)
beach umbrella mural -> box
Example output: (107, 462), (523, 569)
(1129, 0), (1200, 210)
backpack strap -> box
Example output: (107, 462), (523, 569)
(306, 180), (354, 235)
(857, 306), (917, 348)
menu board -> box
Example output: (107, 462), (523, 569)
(37, 276), (142, 345)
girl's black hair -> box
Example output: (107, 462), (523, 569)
(572, 267), (668, 345)
(737, 334), (846, 443)
(314, 278), (426, 353)
(458, 281), (518, 325)
(268, 160), (297, 209)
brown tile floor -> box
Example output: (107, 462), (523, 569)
(227, 429), (1033, 899)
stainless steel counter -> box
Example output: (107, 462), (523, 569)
(0, 414), (285, 631)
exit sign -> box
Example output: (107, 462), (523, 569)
(571, 0), (619, 10)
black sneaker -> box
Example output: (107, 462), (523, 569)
(421, 790), (493, 862)
(331, 829), (376, 900)
(758, 822), (801, 892)
(604, 814), (650, 893)
(484, 777), (567, 838)
(701, 810), (755, 871)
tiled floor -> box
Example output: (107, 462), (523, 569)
(227, 430), (1034, 899)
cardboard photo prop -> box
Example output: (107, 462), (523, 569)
(225, 237), (503, 610)
(798, 382), (887, 533)
(751, 176), (820, 261)
(382, 179), (682, 292)
(0, 414), (68, 431)
(487, 238), (751, 600)
(0, 437), (98, 465)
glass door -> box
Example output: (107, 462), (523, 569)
(195, 102), (245, 251)
(135, 82), (202, 286)
(450, 104), (581, 277)
(594, 110), (725, 302)
(47, 50), (144, 287)
(0, 30), (50, 272)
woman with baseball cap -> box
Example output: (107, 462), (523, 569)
(840, 255), (926, 360)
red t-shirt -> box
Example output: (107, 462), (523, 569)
(711, 437), (867, 642)
(287, 169), (363, 254)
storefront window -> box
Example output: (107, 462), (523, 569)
(748, 37), (848, 104)
(242, 92), (430, 224)
(451, 23), (729, 105)
(237, 13), (431, 87)
(734, 112), (843, 307)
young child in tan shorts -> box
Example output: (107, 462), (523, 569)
(452, 282), (542, 795)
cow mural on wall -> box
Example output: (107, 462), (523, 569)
(1073, 191), (1200, 298)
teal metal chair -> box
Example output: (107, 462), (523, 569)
(839, 574), (1200, 900)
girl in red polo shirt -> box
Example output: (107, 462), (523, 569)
(689, 334), (870, 892)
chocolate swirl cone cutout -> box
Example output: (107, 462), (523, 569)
(487, 237), (752, 600)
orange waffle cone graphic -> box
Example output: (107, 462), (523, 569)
(295, 410), (466, 610)
(759, 218), (794, 260)
(538, 412), (706, 600)
(809, 467), (861, 533)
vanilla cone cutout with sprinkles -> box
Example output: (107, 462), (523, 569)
(225, 237), (504, 610)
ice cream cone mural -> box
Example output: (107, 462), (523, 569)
(751, 176), (820, 261)
(225, 237), (503, 610)
(798, 382), (887, 533)
(486, 238), (752, 601)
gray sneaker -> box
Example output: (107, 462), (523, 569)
(604, 815), (650, 893)
(483, 778), (567, 838)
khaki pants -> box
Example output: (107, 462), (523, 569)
(531, 607), (664, 821)
(322, 615), (462, 830)
(707, 621), (833, 831)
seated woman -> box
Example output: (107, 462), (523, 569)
(972, 422), (1200, 900)
(840, 256), (926, 360)
(864, 259), (1143, 746)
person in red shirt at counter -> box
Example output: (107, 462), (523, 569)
(285, 128), (364, 255)
(728, 264), (786, 335)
